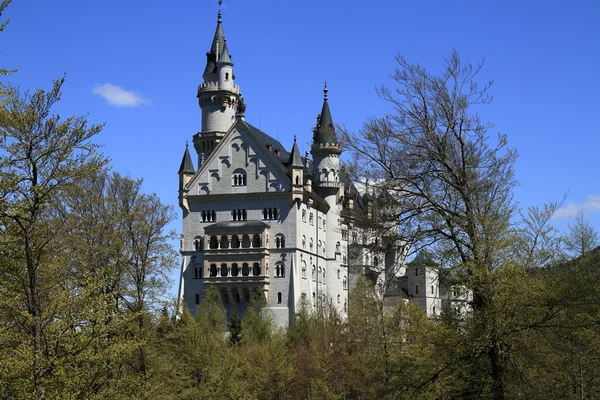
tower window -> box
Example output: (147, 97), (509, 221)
(416, 285), (419, 294)
(225, 72), (230, 81)
(277, 292), (282, 304)
(302, 209), (306, 223)
(309, 213), (314, 226)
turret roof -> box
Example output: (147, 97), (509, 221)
(203, 11), (227, 76)
(178, 143), (195, 174)
(288, 136), (303, 167)
(313, 83), (338, 145)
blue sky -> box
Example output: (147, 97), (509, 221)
(3, 0), (599, 293)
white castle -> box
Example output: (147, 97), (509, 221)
(177, 11), (465, 326)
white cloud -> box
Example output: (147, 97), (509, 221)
(552, 195), (600, 220)
(92, 83), (150, 107)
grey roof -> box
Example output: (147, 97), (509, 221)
(218, 41), (233, 65)
(408, 251), (437, 267)
(288, 137), (303, 167)
(203, 12), (226, 76)
(245, 122), (290, 162)
(313, 86), (338, 145)
(178, 144), (195, 174)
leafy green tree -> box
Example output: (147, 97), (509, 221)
(0, 77), (106, 399)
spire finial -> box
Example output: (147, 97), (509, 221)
(217, 0), (223, 22)
(186, 141), (188, 148)
(293, 135), (297, 142)
(323, 81), (328, 100)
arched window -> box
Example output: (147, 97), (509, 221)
(252, 234), (261, 248)
(337, 294), (340, 303)
(231, 263), (239, 277)
(242, 234), (250, 248)
(275, 264), (280, 277)
(309, 213), (314, 225)
(220, 235), (229, 249)
(281, 264), (285, 277)
(231, 235), (240, 248)
(253, 263), (260, 276)
(194, 266), (201, 279)
(195, 294), (200, 305)
(210, 264), (217, 277)
(210, 236), (218, 249)
(302, 209), (306, 222)
(302, 235), (306, 249)
(343, 276), (347, 290)
(275, 235), (285, 249)
(232, 169), (247, 186)
(374, 256), (379, 266)
(242, 263), (249, 276)
(277, 292), (282, 304)
(220, 263), (228, 277)
(336, 241), (340, 253)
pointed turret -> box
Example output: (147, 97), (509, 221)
(288, 136), (303, 168)
(288, 136), (304, 201)
(178, 143), (195, 210)
(313, 83), (338, 145)
(178, 143), (195, 174)
(203, 11), (226, 77)
(195, 10), (244, 167)
(217, 40), (233, 65)
(311, 83), (342, 191)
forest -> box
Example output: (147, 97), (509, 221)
(2, 1), (600, 399)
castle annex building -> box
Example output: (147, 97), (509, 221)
(177, 11), (460, 325)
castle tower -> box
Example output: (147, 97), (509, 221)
(288, 136), (304, 203)
(193, 10), (245, 167)
(311, 84), (343, 261)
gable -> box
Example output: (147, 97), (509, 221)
(186, 121), (292, 196)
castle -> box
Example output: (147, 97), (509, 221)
(176, 10), (462, 326)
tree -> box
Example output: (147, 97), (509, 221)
(341, 51), (518, 399)
(0, 77), (106, 399)
(563, 211), (599, 258)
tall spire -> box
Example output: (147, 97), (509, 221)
(203, 10), (226, 77)
(288, 135), (303, 167)
(313, 82), (338, 145)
